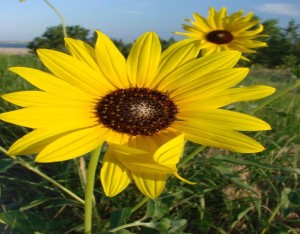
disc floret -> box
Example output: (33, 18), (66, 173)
(96, 87), (178, 136)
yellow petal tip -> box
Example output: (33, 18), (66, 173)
(173, 172), (196, 185)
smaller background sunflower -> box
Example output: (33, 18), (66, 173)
(175, 7), (267, 60)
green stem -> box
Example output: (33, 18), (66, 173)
(75, 157), (87, 196)
(84, 146), (102, 234)
(43, 0), (68, 37)
(110, 221), (154, 233)
(260, 202), (282, 234)
(178, 145), (206, 168)
(131, 197), (148, 214)
(0, 146), (85, 205)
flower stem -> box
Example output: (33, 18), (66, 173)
(178, 145), (206, 168)
(43, 0), (68, 37)
(0, 146), (85, 205)
(84, 146), (102, 234)
(131, 197), (148, 214)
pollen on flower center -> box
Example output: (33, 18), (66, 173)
(206, 30), (234, 44)
(96, 87), (178, 136)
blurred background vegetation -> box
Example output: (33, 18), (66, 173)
(0, 17), (300, 234)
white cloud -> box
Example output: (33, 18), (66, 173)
(257, 3), (300, 17)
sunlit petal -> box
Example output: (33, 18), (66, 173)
(95, 31), (129, 88)
(173, 121), (265, 153)
(35, 126), (105, 162)
(100, 150), (131, 197)
(127, 32), (161, 87)
(8, 129), (75, 156)
(37, 49), (114, 95)
(131, 171), (167, 199)
(65, 37), (99, 71)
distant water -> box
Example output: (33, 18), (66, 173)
(0, 43), (28, 48)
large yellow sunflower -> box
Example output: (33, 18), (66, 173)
(175, 7), (267, 59)
(0, 31), (275, 198)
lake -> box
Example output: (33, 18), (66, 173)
(0, 42), (28, 48)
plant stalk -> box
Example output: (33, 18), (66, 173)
(84, 146), (102, 234)
(43, 0), (68, 37)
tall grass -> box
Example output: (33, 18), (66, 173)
(0, 54), (299, 233)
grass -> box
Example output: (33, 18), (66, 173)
(0, 54), (299, 234)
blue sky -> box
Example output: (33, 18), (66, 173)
(1, 0), (300, 42)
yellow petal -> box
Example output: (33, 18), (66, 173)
(193, 12), (213, 31)
(215, 7), (227, 28)
(37, 49), (114, 95)
(112, 147), (175, 174)
(102, 128), (131, 145)
(177, 109), (271, 131)
(7, 129), (75, 156)
(172, 121), (265, 153)
(207, 7), (217, 29)
(100, 150), (131, 197)
(158, 51), (241, 91)
(9, 67), (96, 101)
(230, 42), (258, 53)
(64, 38), (99, 71)
(234, 24), (264, 37)
(171, 68), (248, 103)
(0, 107), (98, 130)
(108, 142), (148, 156)
(153, 39), (200, 89)
(131, 171), (167, 199)
(35, 126), (105, 162)
(178, 85), (276, 109)
(95, 31), (129, 88)
(2, 91), (95, 108)
(127, 32), (161, 87)
(231, 21), (261, 35)
(110, 133), (184, 174)
(173, 172), (196, 185)
(153, 133), (184, 165)
(127, 130), (180, 153)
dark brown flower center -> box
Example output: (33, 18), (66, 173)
(96, 87), (178, 136)
(206, 30), (234, 44)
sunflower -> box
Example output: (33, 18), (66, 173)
(0, 31), (275, 198)
(175, 7), (267, 60)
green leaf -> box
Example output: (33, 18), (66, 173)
(0, 211), (37, 234)
(153, 218), (171, 231)
(0, 158), (15, 172)
(146, 199), (169, 220)
(151, 218), (187, 233)
(169, 219), (187, 233)
(110, 207), (132, 229)
(280, 188), (300, 218)
(19, 198), (50, 211)
(230, 206), (252, 229)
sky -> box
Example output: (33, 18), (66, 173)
(1, 0), (300, 42)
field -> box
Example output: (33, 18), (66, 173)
(0, 48), (29, 55)
(0, 54), (300, 234)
